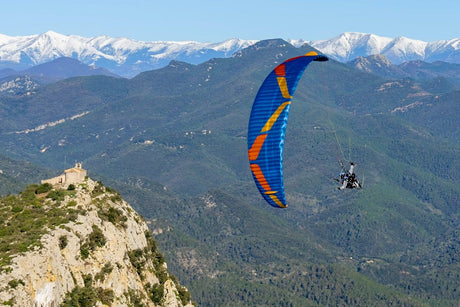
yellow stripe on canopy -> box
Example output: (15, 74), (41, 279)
(277, 77), (292, 99)
(261, 101), (291, 133)
(304, 51), (319, 56)
(269, 194), (287, 208)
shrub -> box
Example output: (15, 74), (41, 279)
(80, 247), (90, 259)
(22, 185), (38, 201)
(95, 263), (113, 282)
(83, 274), (93, 288)
(11, 205), (24, 213)
(98, 206), (127, 228)
(170, 275), (191, 305)
(62, 277), (114, 306)
(88, 225), (106, 248)
(155, 265), (168, 284)
(80, 225), (106, 259)
(46, 190), (66, 201)
(126, 289), (144, 307)
(128, 249), (146, 276)
(59, 235), (68, 249)
(147, 283), (164, 305)
(8, 279), (24, 289)
(35, 183), (53, 194)
(97, 288), (114, 305)
(61, 286), (97, 307)
(92, 181), (105, 196)
(67, 200), (77, 207)
(177, 284), (191, 305)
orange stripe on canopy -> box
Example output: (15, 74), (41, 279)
(250, 163), (271, 191)
(248, 134), (267, 161)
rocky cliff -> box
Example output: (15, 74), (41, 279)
(0, 177), (193, 306)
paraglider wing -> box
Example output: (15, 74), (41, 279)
(248, 52), (328, 208)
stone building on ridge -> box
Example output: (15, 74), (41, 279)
(41, 163), (87, 188)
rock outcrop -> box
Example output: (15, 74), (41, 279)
(0, 177), (192, 306)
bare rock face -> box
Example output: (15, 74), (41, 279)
(0, 178), (193, 307)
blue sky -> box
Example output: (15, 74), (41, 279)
(2, 0), (458, 42)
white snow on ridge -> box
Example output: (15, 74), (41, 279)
(305, 32), (460, 64)
(307, 32), (393, 61)
(0, 31), (260, 77)
(0, 31), (458, 77)
(0, 31), (256, 65)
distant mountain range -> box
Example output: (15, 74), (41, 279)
(0, 57), (118, 95)
(0, 31), (256, 77)
(0, 31), (459, 77)
(346, 54), (460, 87)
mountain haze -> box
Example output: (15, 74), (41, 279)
(23, 57), (118, 79)
(0, 39), (458, 305)
(348, 54), (460, 87)
(0, 57), (119, 96)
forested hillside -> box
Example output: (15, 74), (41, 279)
(0, 39), (458, 305)
(0, 155), (57, 196)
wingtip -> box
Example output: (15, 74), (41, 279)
(314, 55), (329, 62)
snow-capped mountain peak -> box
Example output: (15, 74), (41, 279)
(0, 31), (260, 77)
(306, 32), (393, 62)
(0, 31), (458, 77)
(307, 32), (460, 64)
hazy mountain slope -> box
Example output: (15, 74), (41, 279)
(398, 60), (460, 83)
(0, 154), (58, 196)
(396, 89), (460, 142)
(0, 74), (129, 133)
(0, 58), (119, 98)
(348, 55), (460, 87)
(24, 57), (118, 79)
(0, 57), (117, 82)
